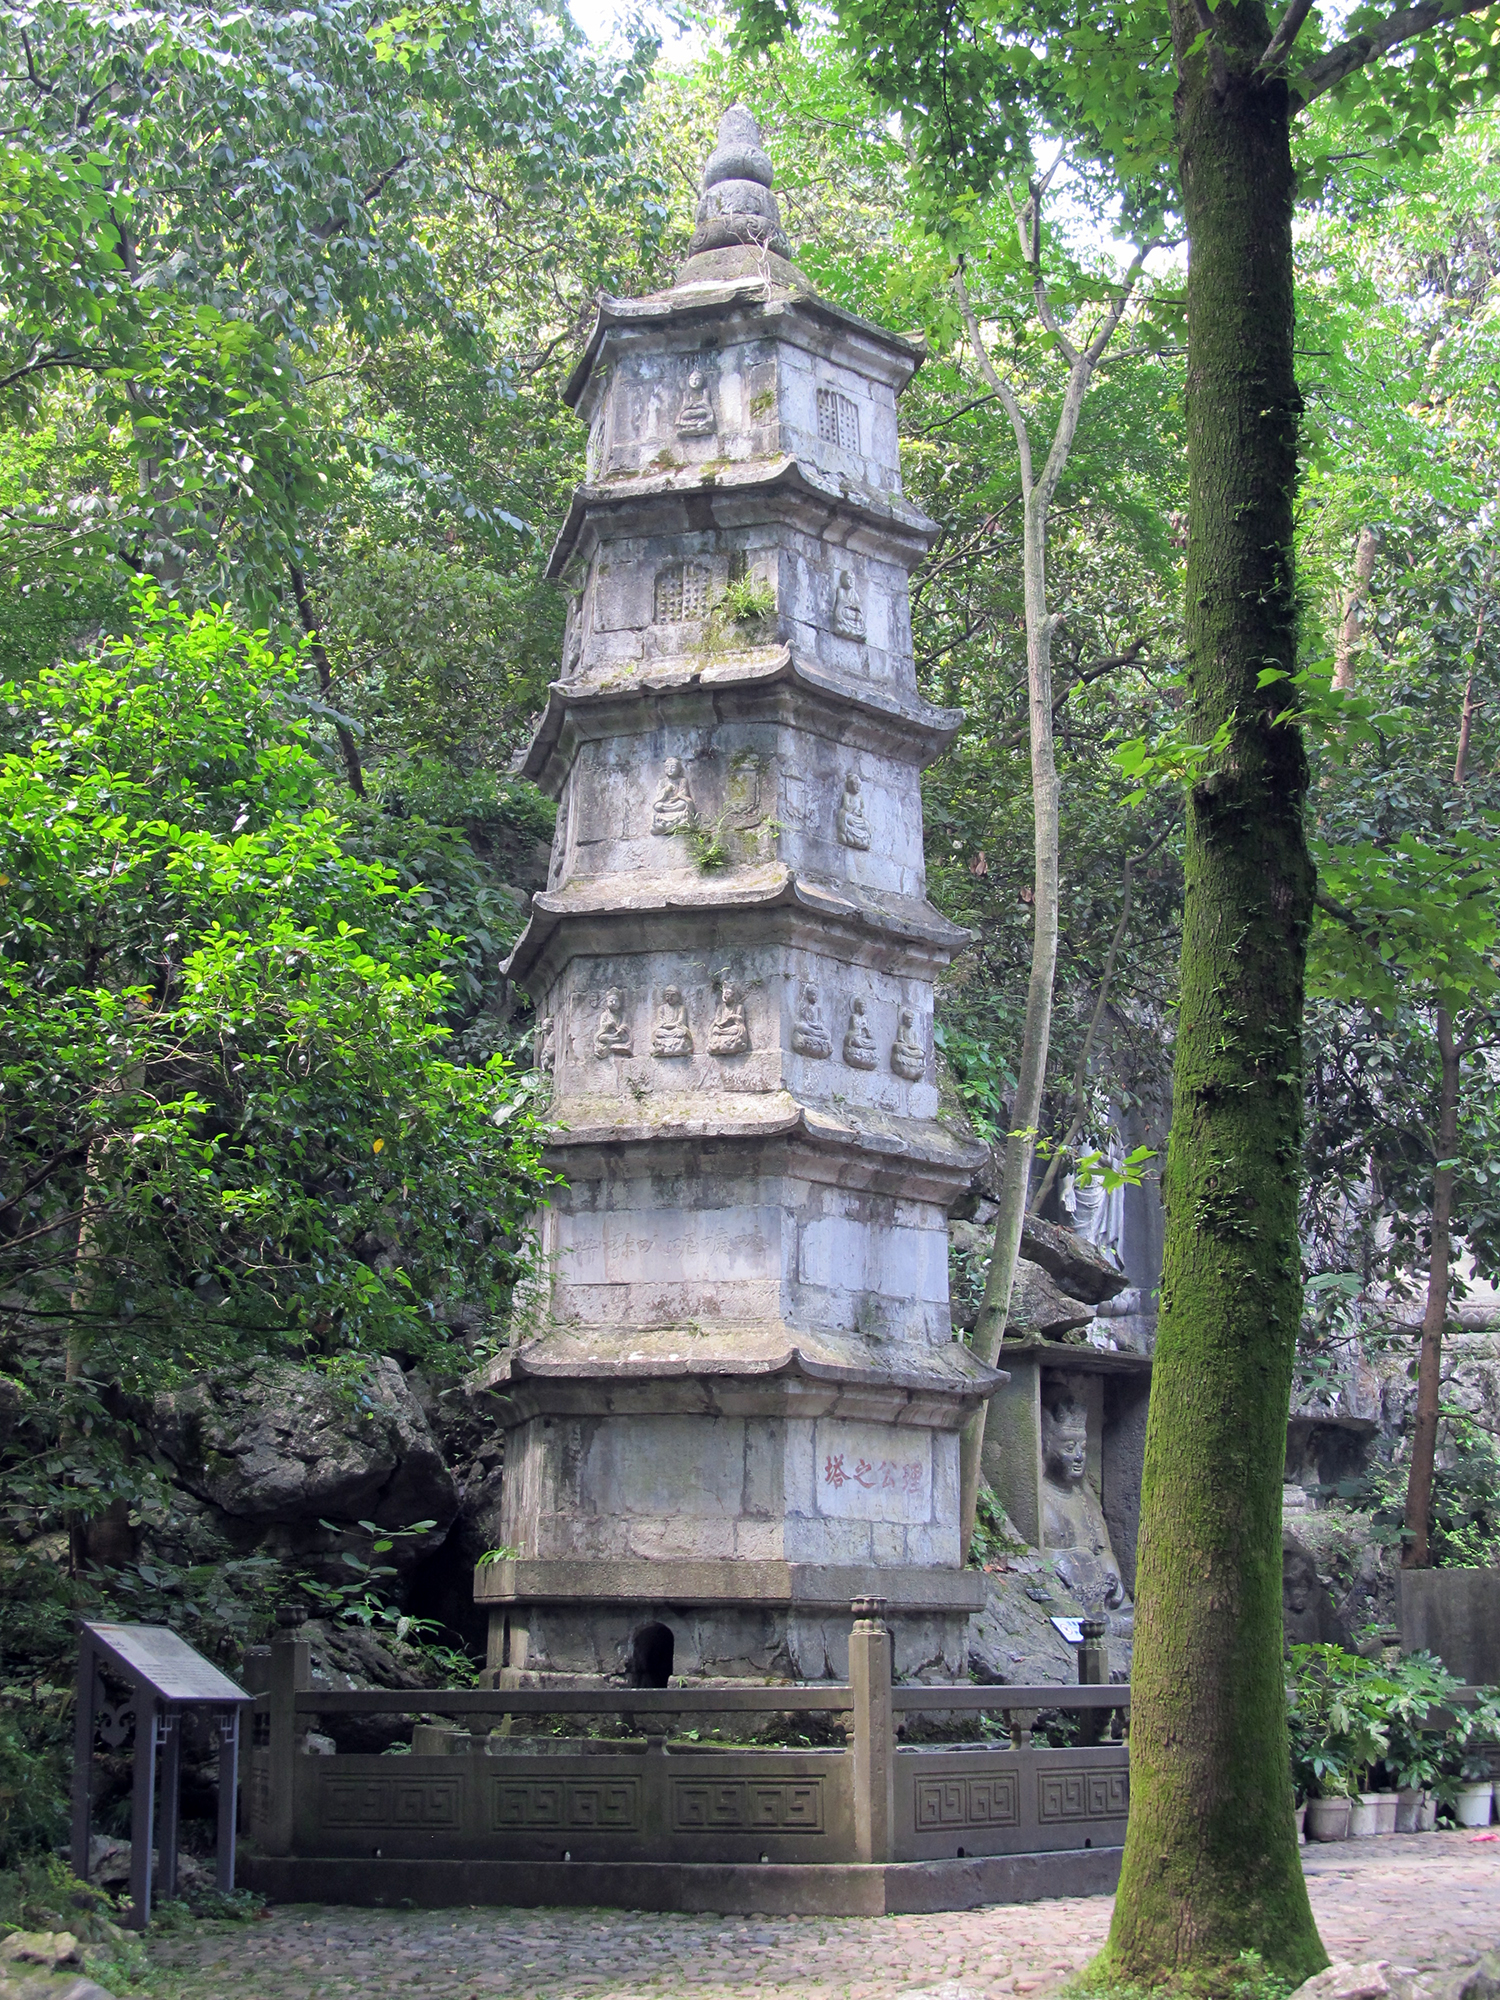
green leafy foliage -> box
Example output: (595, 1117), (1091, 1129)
(0, 584), (552, 1540)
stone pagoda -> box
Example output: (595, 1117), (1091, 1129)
(472, 108), (998, 1688)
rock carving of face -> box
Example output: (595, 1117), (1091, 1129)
(1041, 1399), (1088, 1489)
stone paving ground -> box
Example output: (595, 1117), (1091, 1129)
(145, 1834), (1500, 2000)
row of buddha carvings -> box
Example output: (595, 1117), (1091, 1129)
(649, 559), (865, 640)
(652, 762), (873, 851)
(531, 983), (927, 1079)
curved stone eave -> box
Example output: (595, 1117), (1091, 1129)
(468, 1330), (1004, 1414)
(544, 454), (938, 582)
(562, 276), (927, 415)
(501, 864), (973, 988)
(520, 644), (964, 793)
(537, 1091), (988, 1181)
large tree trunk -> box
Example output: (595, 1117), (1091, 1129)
(1402, 1008), (1459, 1569)
(1103, 4), (1324, 1980)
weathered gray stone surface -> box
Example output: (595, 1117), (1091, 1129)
(152, 1355), (457, 1556)
(967, 1556), (1091, 1687)
(481, 110), (994, 1682)
(1018, 1213), (1129, 1306)
(1006, 1259), (1095, 1341)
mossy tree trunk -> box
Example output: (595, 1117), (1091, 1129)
(1102, 0), (1325, 1979)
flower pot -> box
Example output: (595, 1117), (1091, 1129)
(1417, 1791), (1438, 1832)
(1306, 1796), (1351, 1841)
(1348, 1794), (1382, 1838)
(1372, 1790), (1399, 1834)
(1294, 1803), (1307, 1844)
(1395, 1786), (1425, 1833)
(1456, 1780), (1494, 1828)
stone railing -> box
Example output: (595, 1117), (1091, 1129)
(241, 1599), (1129, 1914)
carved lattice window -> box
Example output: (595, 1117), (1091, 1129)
(654, 562), (711, 623)
(816, 387), (860, 454)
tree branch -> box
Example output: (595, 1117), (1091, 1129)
(1294, 0), (1497, 104)
(954, 265), (1033, 498)
(1257, 0), (1319, 76)
(288, 563), (366, 797)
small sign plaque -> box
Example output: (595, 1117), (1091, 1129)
(1049, 1615), (1085, 1646)
(83, 1623), (250, 1706)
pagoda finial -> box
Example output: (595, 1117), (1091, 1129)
(683, 104), (790, 267)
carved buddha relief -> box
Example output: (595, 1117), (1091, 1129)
(891, 1006), (926, 1081)
(709, 974), (751, 1057)
(836, 773), (871, 850)
(593, 988), (633, 1059)
(676, 366), (716, 437)
(1040, 1387), (1129, 1620)
(534, 1015), (556, 1074)
(651, 756), (695, 835)
(832, 570), (865, 641)
(790, 982), (831, 1058)
(842, 997), (877, 1070)
(651, 987), (693, 1058)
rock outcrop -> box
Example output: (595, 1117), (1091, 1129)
(152, 1355), (457, 1567)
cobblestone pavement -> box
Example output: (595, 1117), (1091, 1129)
(146, 1834), (1500, 2000)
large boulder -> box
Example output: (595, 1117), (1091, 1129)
(1020, 1213), (1129, 1305)
(1006, 1257), (1095, 1341)
(151, 1355), (458, 1550)
(968, 1556), (1092, 1686)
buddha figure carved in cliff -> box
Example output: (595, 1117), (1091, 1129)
(1040, 1388), (1129, 1622)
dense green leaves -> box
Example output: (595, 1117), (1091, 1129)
(0, 588), (552, 1520)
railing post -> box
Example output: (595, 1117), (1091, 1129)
(849, 1596), (893, 1865)
(1078, 1617), (1108, 1745)
(265, 1604), (310, 1859)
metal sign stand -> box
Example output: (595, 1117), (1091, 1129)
(71, 1621), (252, 1929)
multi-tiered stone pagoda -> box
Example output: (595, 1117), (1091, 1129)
(473, 109), (998, 1688)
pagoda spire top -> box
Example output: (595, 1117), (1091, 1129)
(680, 104), (791, 274)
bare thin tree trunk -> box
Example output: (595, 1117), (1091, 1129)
(1332, 525), (1376, 692)
(290, 562), (366, 797)
(953, 231), (1152, 1549)
(1030, 824), (1170, 1216)
(1403, 1005), (1459, 1569)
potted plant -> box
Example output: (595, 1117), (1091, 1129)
(1287, 1643), (1391, 1840)
(1384, 1650), (1460, 1833)
(1446, 1689), (1500, 1827)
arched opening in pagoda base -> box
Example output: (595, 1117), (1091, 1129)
(628, 1622), (675, 1688)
